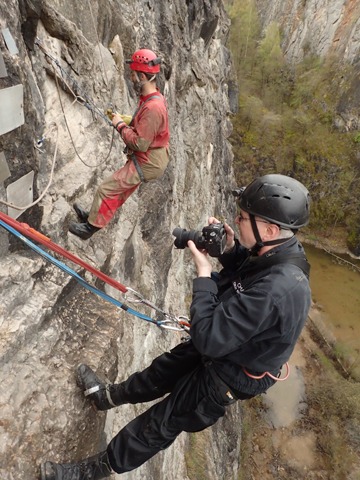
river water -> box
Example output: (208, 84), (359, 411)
(263, 242), (360, 428)
(305, 243), (360, 377)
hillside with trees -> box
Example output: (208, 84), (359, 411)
(225, 0), (360, 255)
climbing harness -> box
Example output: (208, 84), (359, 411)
(243, 362), (290, 382)
(129, 152), (145, 183)
(0, 212), (190, 332)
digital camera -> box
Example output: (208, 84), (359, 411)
(172, 223), (226, 257)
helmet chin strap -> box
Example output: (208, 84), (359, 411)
(134, 72), (156, 94)
(249, 214), (293, 255)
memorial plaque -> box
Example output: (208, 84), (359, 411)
(1, 28), (19, 55)
(0, 50), (7, 78)
(0, 84), (24, 136)
(6, 170), (34, 219)
(0, 151), (10, 183)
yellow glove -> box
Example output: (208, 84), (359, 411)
(119, 115), (132, 125)
(105, 109), (132, 125)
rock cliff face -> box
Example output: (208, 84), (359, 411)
(256, 0), (360, 63)
(0, 1), (240, 479)
(256, 0), (360, 255)
(255, 0), (360, 133)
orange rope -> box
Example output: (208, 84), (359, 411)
(0, 210), (128, 293)
(243, 362), (290, 381)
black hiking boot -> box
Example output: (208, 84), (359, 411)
(76, 364), (125, 411)
(73, 203), (89, 223)
(69, 222), (100, 240)
(40, 450), (112, 480)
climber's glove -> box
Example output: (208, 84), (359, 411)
(112, 114), (127, 134)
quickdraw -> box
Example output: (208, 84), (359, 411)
(243, 362), (290, 381)
(0, 213), (190, 333)
(125, 288), (191, 331)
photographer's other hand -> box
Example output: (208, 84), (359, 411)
(208, 216), (235, 252)
(187, 240), (212, 278)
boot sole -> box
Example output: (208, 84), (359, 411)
(68, 224), (94, 240)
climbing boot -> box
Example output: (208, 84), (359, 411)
(73, 203), (89, 223)
(69, 222), (100, 240)
(76, 364), (125, 411)
(40, 450), (112, 480)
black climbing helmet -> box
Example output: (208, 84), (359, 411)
(237, 174), (310, 229)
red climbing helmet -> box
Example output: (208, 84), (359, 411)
(126, 49), (161, 74)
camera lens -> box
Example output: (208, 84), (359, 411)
(172, 228), (204, 249)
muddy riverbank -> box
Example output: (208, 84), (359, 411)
(242, 327), (318, 479)
(299, 228), (360, 261)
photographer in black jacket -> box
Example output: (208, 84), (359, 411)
(41, 174), (311, 480)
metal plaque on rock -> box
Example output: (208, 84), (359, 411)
(1, 28), (19, 55)
(6, 170), (34, 219)
(0, 50), (7, 78)
(0, 151), (10, 183)
(0, 84), (24, 136)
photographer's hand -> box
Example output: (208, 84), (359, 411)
(208, 216), (235, 252)
(187, 240), (212, 277)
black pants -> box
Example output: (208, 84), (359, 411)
(106, 341), (236, 474)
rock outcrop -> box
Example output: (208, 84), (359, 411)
(255, 0), (360, 63)
(255, 0), (360, 135)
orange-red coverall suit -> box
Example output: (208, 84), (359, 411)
(88, 91), (169, 228)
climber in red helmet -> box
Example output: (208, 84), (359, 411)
(69, 48), (170, 240)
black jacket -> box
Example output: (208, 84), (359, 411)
(189, 236), (311, 393)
